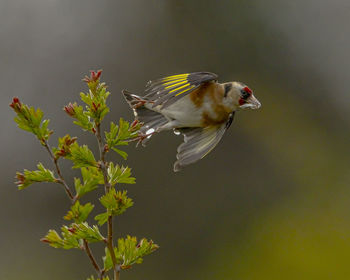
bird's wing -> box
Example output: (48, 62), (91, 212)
(144, 72), (218, 108)
(173, 113), (235, 172)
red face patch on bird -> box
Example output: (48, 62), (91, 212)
(239, 86), (253, 105)
(243, 86), (252, 94)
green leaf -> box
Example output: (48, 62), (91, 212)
(105, 119), (141, 159)
(64, 201), (94, 223)
(41, 227), (80, 249)
(15, 163), (57, 190)
(10, 99), (53, 144)
(41, 222), (104, 250)
(74, 167), (103, 198)
(52, 134), (77, 159)
(103, 247), (118, 272)
(103, 236), (159, 271)
(79, 78), (110, 124)
(67, 142), (97, 168)
(111, 147), (128, 160)
(64, 102), (94, 132)
(107, 162), (135, 186)
(70, 222), (105, 243)
(87, 276), (110, 280)
(95, 189), (133, 225)
(94, 212), (109, 226)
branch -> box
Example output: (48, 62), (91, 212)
(43, 140), (74, 202)
(83, 239), (104, 279)
(95, 123), (120, 280)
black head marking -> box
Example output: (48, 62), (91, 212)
(224, 83), (232, 97)
(240, 86), (252, 100)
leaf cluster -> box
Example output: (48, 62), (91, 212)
(64, 201), (94, 223)
(42, 222), (105, 249)
(103, 236), (159, 271)
(52, 134), (77, 158)
(95, 189), (133, 225)
(107, 163), (135, 186)
(105, 119), (141, 160)
(87, 276), (110, 280)
(15, 163), (56, 190)
(66, 142), (98, 168)
(10, 98), (53, 144)
(11, 70), (159, 280)
(74, 167), (103, 199)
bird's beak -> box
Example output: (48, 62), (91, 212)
(239, 95), (261, 110)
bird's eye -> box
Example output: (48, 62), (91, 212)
(241, 86), (252, 100)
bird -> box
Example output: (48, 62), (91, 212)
(122, 72), (261, 172)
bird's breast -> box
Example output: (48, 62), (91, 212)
(193, 82), (232, 126)
(158, 82), (232, 127)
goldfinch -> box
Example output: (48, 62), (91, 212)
(123, 72), (261, 172)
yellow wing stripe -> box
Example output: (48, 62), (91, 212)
(169, 83), (190, 93)
(164, 80), (188, 89)
(162, 78), (187, 86)
(162, 74), (189, 81)
(174, 85), (195, 96)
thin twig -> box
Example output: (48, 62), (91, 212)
(43, 140), (74, 201)
(95, 123), (120, 280)
(44, 141), (107, 278)
(83, 239), (104, 278)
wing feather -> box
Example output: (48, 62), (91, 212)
(173, 113), (234, 171)
(144, 72), (218, 108)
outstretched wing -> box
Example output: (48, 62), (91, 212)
(173, 113), (235, 172)
(144, 72), (218, 108)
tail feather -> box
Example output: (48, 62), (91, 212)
(122, 90), (169, 134)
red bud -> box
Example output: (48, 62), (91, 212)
(131, 119), (139, 128)
(67, 227), (76, 234)
(104, 144), (109, 153)
(83, 70), (103, 83)
(64, 103), (75, 116)
(15, 173), (25, 185)
(9, 97), (22, 112)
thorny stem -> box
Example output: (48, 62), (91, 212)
(43, 140), (74, 202)
(83, 239), (104, 279)
(96, 123), (120, 280)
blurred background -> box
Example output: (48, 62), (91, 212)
(1, 0), (350, 279)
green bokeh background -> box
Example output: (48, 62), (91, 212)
(1, 1), (350, 279)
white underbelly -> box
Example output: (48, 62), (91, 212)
(147, 95), (206, 127)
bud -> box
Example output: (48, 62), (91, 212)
(67, 227), (77, 234)
(40, 238), (50, 244)
(15, 172), (25, 186)
(83, 70), (102, 83)
(104, 144), (109, 153)
(91, 102), (100, 112)
(64, 103), (76, 116)
(130, 119), (139, 128)
(9, 97), (22, 112)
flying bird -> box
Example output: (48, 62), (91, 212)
(123, 72), (261, 172)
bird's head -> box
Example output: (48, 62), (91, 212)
(223, 82), (261, 111)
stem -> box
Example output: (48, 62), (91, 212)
(43, 141), (74, 202)
(95, 123), (120, 280)
(83, 239), (104, 279)
(44, 141), (105, 277)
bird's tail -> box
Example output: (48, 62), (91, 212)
(122, 90), (169, 135)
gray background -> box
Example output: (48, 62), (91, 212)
(1, 1), (350, 279)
